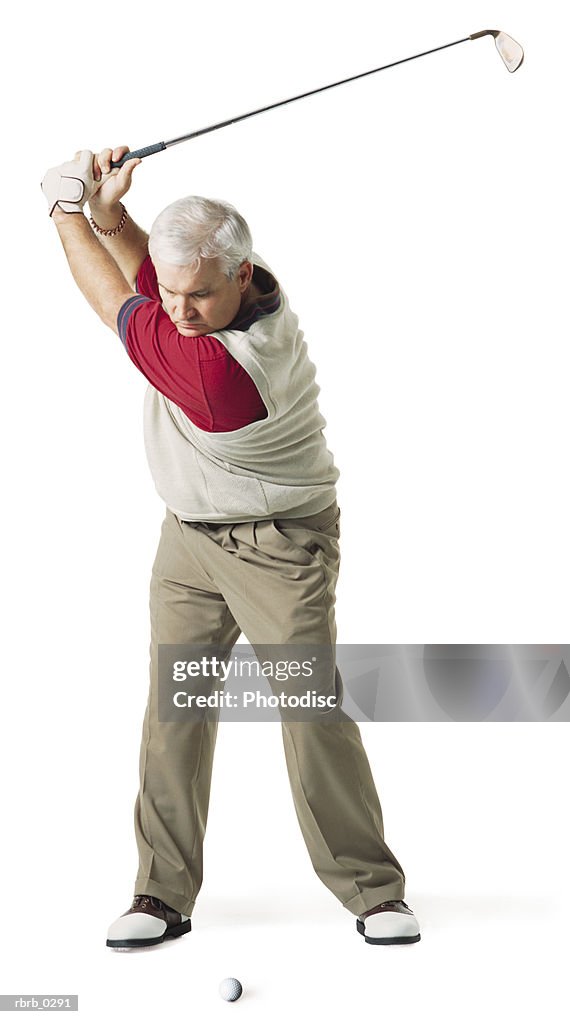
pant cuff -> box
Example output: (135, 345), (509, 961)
(134, 877), (195, 917)
(343, 883), (406, 917)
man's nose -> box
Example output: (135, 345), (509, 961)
(177, 298), (198, 319)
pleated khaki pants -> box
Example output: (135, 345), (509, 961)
(133, 501), (406, 917)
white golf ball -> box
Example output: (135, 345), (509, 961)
(219, 977), (243, 1002)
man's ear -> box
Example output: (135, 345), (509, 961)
(237, 260), (254, 293)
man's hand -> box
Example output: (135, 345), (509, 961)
(41, 146), (141, 220)
(89, 145), (141, 220)
(44, 144), (149, 307)
(41, 150), (98, 217)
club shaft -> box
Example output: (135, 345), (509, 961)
(111, 34), (472, 167)
(166, 35), (472, 146)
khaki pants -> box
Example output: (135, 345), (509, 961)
(133, 502), (406, 917)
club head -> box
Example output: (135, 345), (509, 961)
(470, 29), (525, 72)
(494, 31), (524, 72)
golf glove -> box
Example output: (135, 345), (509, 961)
(41, 150), (97, 216)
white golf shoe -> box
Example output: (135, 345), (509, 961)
(106, 894), (191, 950)
(357, 900), (421, 945)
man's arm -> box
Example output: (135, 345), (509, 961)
(88, 145), (149, 289)
(52, 208), (135, 334)
(87, 202), (149, 291)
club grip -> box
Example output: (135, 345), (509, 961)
(110, 142), (167, 168)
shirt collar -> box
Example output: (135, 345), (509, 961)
(228, 264), (281, 331)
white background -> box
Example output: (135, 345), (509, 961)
(1, 1), (568, 1021)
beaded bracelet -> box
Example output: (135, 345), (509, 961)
(89, 204), (128, 237)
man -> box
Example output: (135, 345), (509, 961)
(41, 147), (421, 948)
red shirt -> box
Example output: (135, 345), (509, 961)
(117, 256), (280, 432)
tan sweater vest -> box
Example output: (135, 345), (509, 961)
(142, 253), (339, 521)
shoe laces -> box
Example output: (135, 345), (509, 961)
(131, 895), (149, 911)
(131, 895), (162, 911)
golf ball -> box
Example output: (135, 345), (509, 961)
(219, 977), (243, 1002)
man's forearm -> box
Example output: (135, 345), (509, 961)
(87, 202), (149, 289)
(53, 211), (135, 333)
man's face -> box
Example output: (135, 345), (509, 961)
(154, 257), (253, 337)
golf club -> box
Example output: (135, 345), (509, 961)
(110, 29), (523, 168)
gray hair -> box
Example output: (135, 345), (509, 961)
(148, 195), (253, 280)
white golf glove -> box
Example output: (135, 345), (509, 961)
(41, 150), (97, 216)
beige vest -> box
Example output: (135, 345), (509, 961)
(143, 253), (339, 521)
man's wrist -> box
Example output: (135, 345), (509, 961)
(52, 206), (87, 227)
(87, 202), (124, 231)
